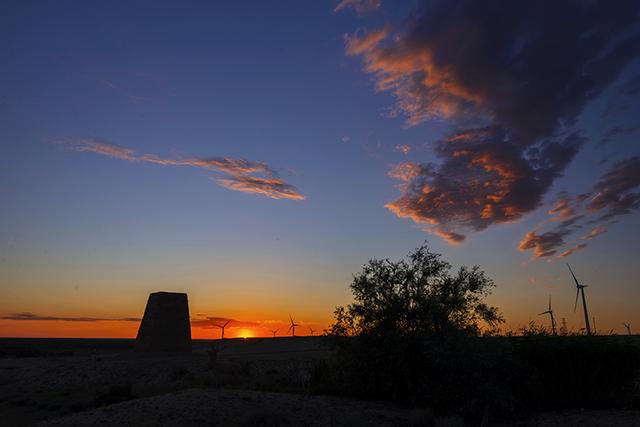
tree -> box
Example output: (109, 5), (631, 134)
(329, 244), (503, 338)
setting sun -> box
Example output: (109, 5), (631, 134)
(236, 329), (253, 339)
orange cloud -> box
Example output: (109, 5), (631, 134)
(60, 139), (305, 201)
(432, 228), (465, 245)
(345, 26), (390, 56)
(518, 230), (570, 258)
(385, 129), (583, 245)
(63, 139), (137, 161)
(1, 312), (140, 322)
(349, 1), (639, 246)
(558, 243), (588, 258)
(548, 196), (576, 221)
(520, 157), (640, 259)
(217, 175), (306, 200)
(583, 225), (607, 240)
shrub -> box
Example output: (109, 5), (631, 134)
(323, 244), (512, 419)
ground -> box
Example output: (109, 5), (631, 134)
(0, 338), (638, 426)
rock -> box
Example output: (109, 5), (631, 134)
(136, 292), (192, 352)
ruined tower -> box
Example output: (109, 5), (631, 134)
(136, 291), (192, 352)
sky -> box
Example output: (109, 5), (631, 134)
(1, 0), (639, 338)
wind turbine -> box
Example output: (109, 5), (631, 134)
(623, 323), (631, 335)
(288, 314), (299, 337)
(270, 328), (279, 338)
(215, 319), (231, 339)
(309, 328), (316, 336)
(538, 295), (557, 335)
(567, 264), (591, 335)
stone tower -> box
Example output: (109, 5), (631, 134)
(136, 291), (192, 352)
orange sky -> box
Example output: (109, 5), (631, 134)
(0, 318), (329, 339)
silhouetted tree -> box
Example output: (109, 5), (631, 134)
(323, 244), (513, 417)
(329, 244), (503, 338)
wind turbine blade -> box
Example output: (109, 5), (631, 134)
(574, 288), (579, 312)
(538, 312), (547, 316)
(567, 263), (580, 287)
(548, 295), (552, 311)
(224, 319), (231, 327)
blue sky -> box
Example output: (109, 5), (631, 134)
(1, 0), (639, 337)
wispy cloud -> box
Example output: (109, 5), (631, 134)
(217, 175), (305, 200)
(347, 1), (640, 244)
(558, 243), (588, 258)
(519, 156), (640, 258)
(598, 125), (640, 146)
(394, 144), (411, 155)
(335, 0), (380, 15)
(583, 225), (607, 241)
(1, 312), (140, 322)
(588, 156), (640, 220)
(93, 75), (150, 102)
(59, 139), (305, 201)
(64, 139), (137, 161)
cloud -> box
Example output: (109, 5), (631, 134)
(386, 128), (584, 240)
(335, 0), (380, 15)
(217, 175), (305, 200)
(583, 225), (607, 240)
(394, 144), (411, 155)
(64, 139), (137, 161)
(432, 228), (466, 245)
(519, 156), (640, 258)
(548, 192), (579, 221)
(588, 156), (640, 220)
(598, 125), (640, 146)
(347, 0), (640, 244)
(519, 230), (571, 258)
(558, 243), (588, 258)
(345, 27), (390, 56)
(1, 312), (140, 322)
(60, 139), (305, 201)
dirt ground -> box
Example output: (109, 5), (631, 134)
(0, 338), (638, 426)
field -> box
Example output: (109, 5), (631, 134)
(0, 337), (639, 426)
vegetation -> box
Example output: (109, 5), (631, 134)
(319, 244), (640, 421)
(328, 244), (503, 338)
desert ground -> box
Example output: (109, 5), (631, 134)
(0, 337), (639, 426)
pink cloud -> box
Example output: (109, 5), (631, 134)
(60, 139), (305, 201)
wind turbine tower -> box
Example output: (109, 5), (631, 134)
(538, 295), (557, 335)
(567, 264), (591, 335)
(288, 314), (299, 337)
(270, 329), (279, 338)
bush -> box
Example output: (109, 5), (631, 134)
(321, 244), (513, 419)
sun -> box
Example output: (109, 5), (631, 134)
(237, 328), (253, 339)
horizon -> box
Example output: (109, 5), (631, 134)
(2, 0), (640, 339)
